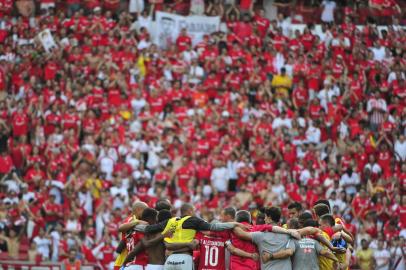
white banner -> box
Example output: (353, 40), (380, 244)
(37, 29), (58, 53)
(155, 11), (220, 49)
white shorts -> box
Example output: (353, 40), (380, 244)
(40, 3), (55, 10)
(146, 265), (164, 270)
(164, 254), (194, 270)
(125, 265), (144, 270)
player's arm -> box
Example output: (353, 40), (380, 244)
(319, 248), (339, 263)
(332, 231), (353, 245)
(119, 218), (147, 233)
(226, 241), (259, 261)
(188, 217), (240, 231)
(143, 229), (175, 248)
(261, 249), (294, 263)
(253, 224), (300, 239)
(232, 226), (253, 241)
(135, 220), (168, 234)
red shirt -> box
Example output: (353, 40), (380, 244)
(230, 222), (259, 270)
(352, 195), (371, 218)
(0, 154), (13, 174)
(176, 35), (192, 52)
(197, 232), (229, 270)
(12, 112), (29, 137)
(177, 166), (193, 193)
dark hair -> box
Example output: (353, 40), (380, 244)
(223, 207), (236, 219)
(158, 209), (172, 223)
(320, 214), (335, 227)
(264, 207), (281, 223)
(256, 212), (265, 225)
(235, 210), (251, 224)
(141, 208), (158, 224)
(303, 219), (319, 228)
(313, 204), (330, 218)
(155, 199), (172, 211)
(298, 212), (313, 223)
(314, 200), (331, 211)
(288, 202), (303, 212)
(288, 218), (300, 229)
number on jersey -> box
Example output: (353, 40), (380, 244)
(204, 246), (219, 267)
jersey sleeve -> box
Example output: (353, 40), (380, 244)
(251, 232), (263, 245)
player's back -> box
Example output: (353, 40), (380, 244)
(197, 232), (228, 270)
(230, 223), (259, 270)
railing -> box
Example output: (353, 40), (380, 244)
(0, 261), (102, 270)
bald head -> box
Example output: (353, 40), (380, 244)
(132, 201), (148, 218)
(180, 203), (195, 217)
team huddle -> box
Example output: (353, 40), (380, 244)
(114, 199), (353, 270)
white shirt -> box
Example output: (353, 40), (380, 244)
(394, 139), (406, 161)
(364, 163), (382, 174)
(210, 167), (229, 193)
(306, 126), (321, 144)
(340, 172), (360, 195)
(321, 1), (336, 22)
(367, 98), (387, 113)
(272, 117), (292, 129)
(99, 156), (115, 180)
(34, 236), (52, 259)
(373, 249), (390, 270)
(131, 98), (147, 115)
(126, 154), (141, 170)
(188, 65), (204, 84)
(371, 46), (386, 62)
(132, 170), (152, 181)
(317, 88), (339, 111)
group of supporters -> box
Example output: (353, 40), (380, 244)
(115, 200), (353, 270)
(0, 0), (404, 270)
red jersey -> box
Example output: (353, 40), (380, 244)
(197, 232), (228, 270)
(230, 222), (259, 270)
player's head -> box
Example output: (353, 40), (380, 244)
(158, 209), (172, 223)
(235, 210), (251, 224)
(264, 207), (281, 224)
(287, 218), (300, 229)
(298, 212), (313, 228)
(132, 201), (148, 218)
(155, 199), (172, 211)
(221, 207), (236, 222)
(180, 203), (195, 217)
(141, 208), (158, 225)
(313, 203), (330, 219)
(314, 200), (331, 212)
(303, 219), (319, 228)
(319, 214), (335, 229)
(288, 202), (302, 219)
(256, 212), (265, 225)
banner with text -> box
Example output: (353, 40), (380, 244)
(155, 11), (220, 49)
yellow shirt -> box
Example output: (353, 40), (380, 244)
(85, 178), (102, 199)
(271, 75), (292, 98)
(318, 231), (333, 270)
(356, 249), (373, 270)
(162, 216), (196, 243)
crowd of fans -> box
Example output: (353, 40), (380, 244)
(0, 0), (405, 269)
